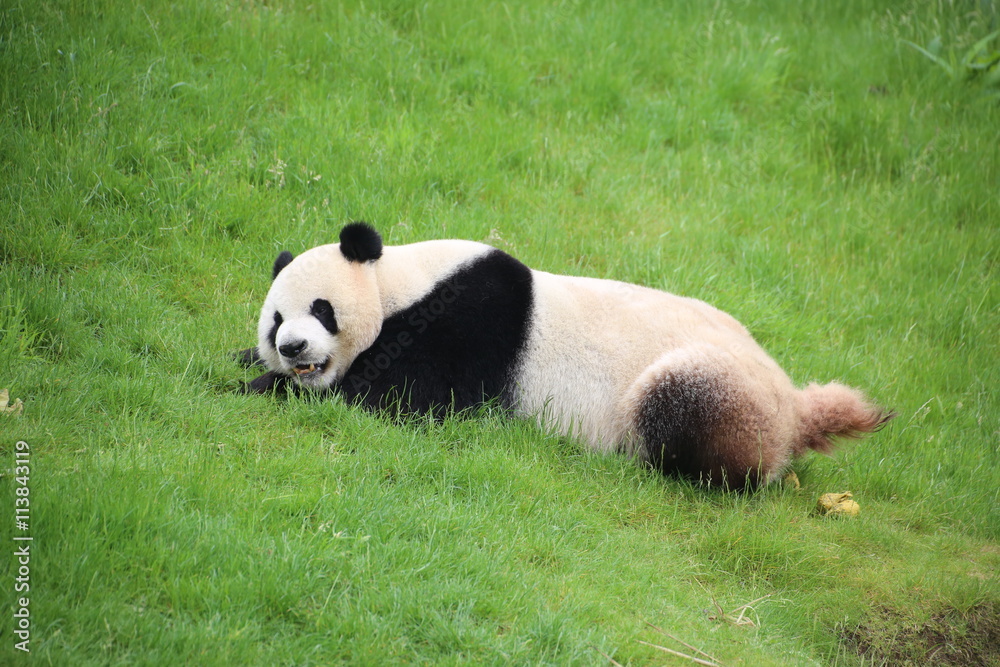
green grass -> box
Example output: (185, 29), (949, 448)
(2, 0), (998, 664)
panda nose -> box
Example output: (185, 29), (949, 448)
(278, 340), (307, 358)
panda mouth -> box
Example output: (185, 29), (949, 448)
(292, 360), (329, 377)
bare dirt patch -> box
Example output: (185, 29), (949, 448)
(843, 603), (1000, 666)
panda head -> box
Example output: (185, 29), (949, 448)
(257, 222), (384, 389)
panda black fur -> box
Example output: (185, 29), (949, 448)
(241, 222), (892, 488)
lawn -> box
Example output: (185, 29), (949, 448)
(1, 0), (998, 664)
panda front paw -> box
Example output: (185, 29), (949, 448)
(240, 370), (290, 395)
(233, 347), (266, 369)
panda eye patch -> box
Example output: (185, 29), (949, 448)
(268, 311), (283, 349)
(310, 299), (338, 335)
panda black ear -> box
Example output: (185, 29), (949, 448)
(339, 222), (383, 263)
(272, 251), (294, 280)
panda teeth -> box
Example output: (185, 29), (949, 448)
(293, 363), (317, 375)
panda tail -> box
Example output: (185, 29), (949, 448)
(795, 382), (894, 455)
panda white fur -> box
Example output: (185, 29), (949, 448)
(240, 222), (892, 488)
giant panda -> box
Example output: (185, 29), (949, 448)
(239, 222), (892, 488)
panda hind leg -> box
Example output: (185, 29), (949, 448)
(626, 347), (791, 489)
